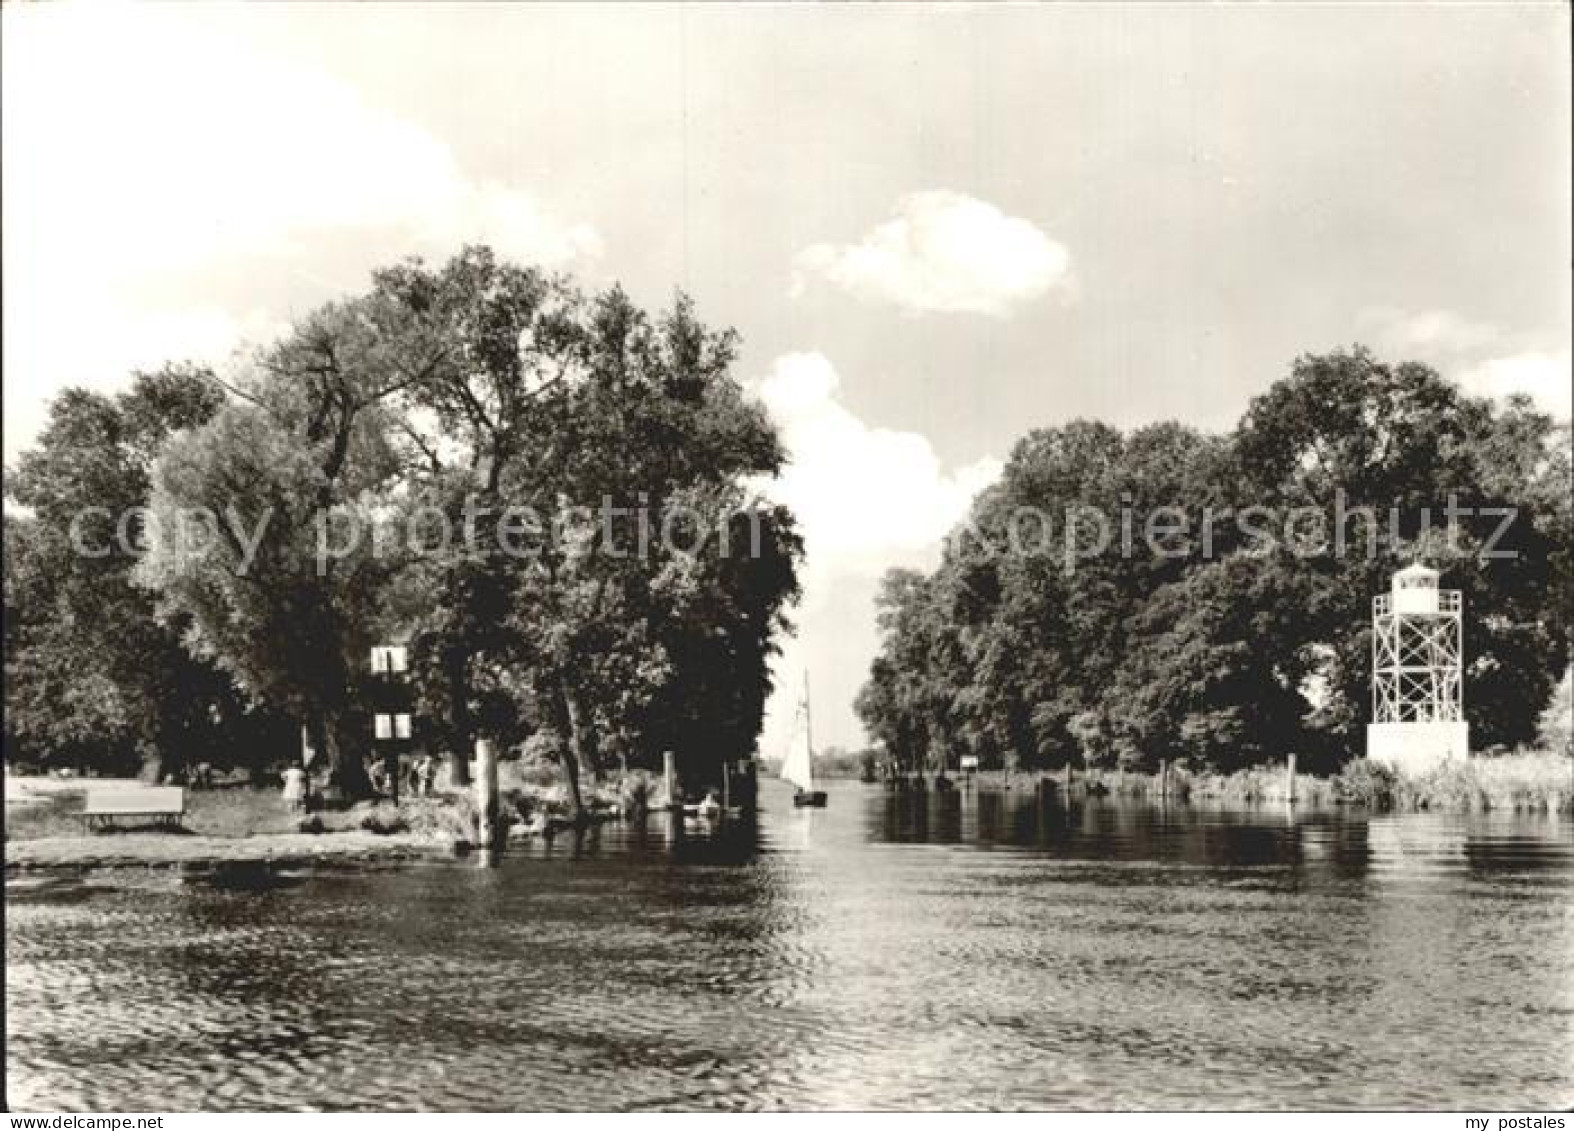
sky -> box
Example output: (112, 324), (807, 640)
(4, 2), (1570, 754)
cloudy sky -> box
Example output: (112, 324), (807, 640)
(4, 3), (1569, 752)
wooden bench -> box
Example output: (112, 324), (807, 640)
(81, 785), (186, 831)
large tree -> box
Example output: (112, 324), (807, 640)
(502, 287), (797, 807)
(364, 251), (800, 814)
(136, 298), (449, 797)
(3, 368), (261, 777)
(1105, 552), (1321, 771)
(1234, 348), (1573, 752)
(859, 346), (1573, 773)
(368, 248), (584, 787)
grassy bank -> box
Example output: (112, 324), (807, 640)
(1067, 750), (1572, 814)
(4, 766), (643, 871)
(5, 829), (436, 872)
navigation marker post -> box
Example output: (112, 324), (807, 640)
(475, 738), (499, 854)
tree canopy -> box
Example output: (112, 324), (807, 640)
(4, 367), (286, 777)
(7, 247), (803, 805)
(858, 348), (1573, 774)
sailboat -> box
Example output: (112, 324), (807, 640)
(782, 674), (828, 808)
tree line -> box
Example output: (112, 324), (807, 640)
(4, 248), (802, 811)
(856, 349), (1573, 776)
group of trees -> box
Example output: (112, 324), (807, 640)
(4, 367), (294, 778)
(10, 280), (1568, 798)
(5, 248), (802, 810)
(857, 349), (1572, 775)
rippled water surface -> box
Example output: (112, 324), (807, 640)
(7, 780), (1574, 1110)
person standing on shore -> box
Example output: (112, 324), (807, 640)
(281, 764), (308, 811)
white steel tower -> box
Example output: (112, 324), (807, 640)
(1367, 563), (1470, 773)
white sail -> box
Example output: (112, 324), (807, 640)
(780, 678), (815, 793)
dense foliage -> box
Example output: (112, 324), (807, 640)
(857, 348), (1573, 774)
(5, 249), (802, 805)
(4, 368), (292, 776)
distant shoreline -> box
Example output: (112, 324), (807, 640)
(870, 752), (1573, 815)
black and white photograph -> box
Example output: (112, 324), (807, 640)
(3, 1), (1571, 1118)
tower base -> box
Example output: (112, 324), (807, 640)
(1366, 721), (1470, 776)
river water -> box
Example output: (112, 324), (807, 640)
(6, 779), (1573, 1110)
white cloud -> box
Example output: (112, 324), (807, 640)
(751, 351), (1001, 755)
(1356, 307), (1502, 356)
(792, 191), (1073, 317)
(1455, 352), (1572, 418)
(753, 352), (1002, 579)
(66, 307), (291, 386)
(2, 4), (600, 459)
(2, 5), (601, 279)
(1356, 306), (1570, 421)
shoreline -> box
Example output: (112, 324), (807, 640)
(894, 752), (1573, 815)
(4, 767), (644, 874)
(4, 791), (636, 874)
(9, 754), (1569, 875)
(4, 829), (441, 873)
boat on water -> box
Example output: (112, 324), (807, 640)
(782, 674), (828, 807)
(680, 758), (754, 822)
(682, 793), (723, 823)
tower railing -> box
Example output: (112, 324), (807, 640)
(1372, 590), (1461, 617)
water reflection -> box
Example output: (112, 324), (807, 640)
(7, 780), (1572, 1111)
(877, 786), (1387, 880)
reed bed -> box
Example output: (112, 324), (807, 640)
(1068, 751), (1571, 814)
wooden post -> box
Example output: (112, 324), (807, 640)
(449, 742), (471, 789)
(1158, 759), (1169, 799)
(722, 761), (731, 811)
(475, 738), (499, 849)
(1285, 753), (1297, 804)
(663, 750), (678, 809)
(1064, 760), (1073, 792)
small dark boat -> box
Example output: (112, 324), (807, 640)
(793, 789), (828, 808)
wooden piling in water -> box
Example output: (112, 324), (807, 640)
(1285, 753), (1298, 804)
(475, 738), (499, 849)
(1158, 759), (1169, 799)
(663, 750), (679, 809)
